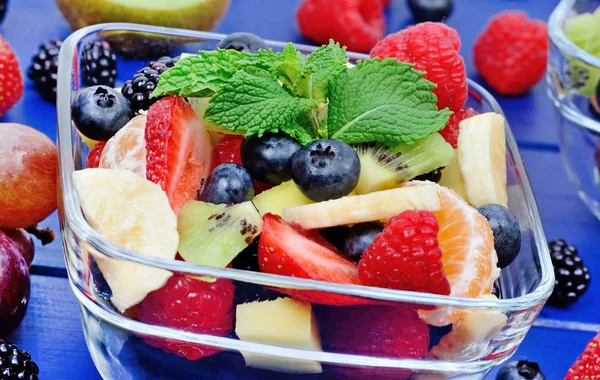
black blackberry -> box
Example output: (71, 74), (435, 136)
(0, 340), (39, 380)
(0, 0), (8, 24)
(414, 167), (443, 183)
(27, 39), (62, 102)
(81, 40), (117, 87)
(547, 239), (590, 308)
(121, 56), (179, 113)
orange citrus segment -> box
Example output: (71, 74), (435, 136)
(99, 114), (147, 176)
(411, 182), (499, 326)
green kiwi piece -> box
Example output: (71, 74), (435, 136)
(354, 133), (455, 194)
(177, 200), (262, 267)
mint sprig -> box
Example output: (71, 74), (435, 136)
(153, 40), (451, 147)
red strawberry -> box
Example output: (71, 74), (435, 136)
(296, 0), (386, 53)
(145, 96), (213, 214)
(318, 305), (429, 379)
(258, 214), (364, 305)
(85, 141), (106, 169)
(439, 108), (478, 148)
(212, 134), (273, 195)
(358, 210), (451, 295)
(140, 276), (235, 360)
(0, 36), (23, 116)
(566, 332), (600, 379)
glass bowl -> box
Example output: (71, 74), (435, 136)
(547, 0), (600, 220)
(57, 24), (553, 379)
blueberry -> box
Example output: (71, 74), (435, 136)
(343, 223), (383, 263)
(319, 226), (351, 252)
(71, 85), (132, 141)
(292, 140), (361, 202)
(198, 163), (255, 205)
(496, 361), (545, 380)
(477, 204), (521, 269)
(217, 32), (269, 54)
(241, 133), (302, 185)
(407, 0), (453, 23)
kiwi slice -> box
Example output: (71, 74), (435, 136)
(354, 132), (455, 194)
(178, 200), (262, 267)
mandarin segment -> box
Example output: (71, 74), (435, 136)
(99, 114), (147, 176)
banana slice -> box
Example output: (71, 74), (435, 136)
(282, 185), (440, 229)
(457, 113), (508, 208)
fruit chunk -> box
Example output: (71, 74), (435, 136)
(429, 295), (507, 360)
(0, 123), (58, 229)
(282, 185), (441, 230)
(438, 150), (467, 199)
(177, 200), (262, 268)
(99, 114), (147, 176)
(146, 96), (213, 215)
(457, 112), (507, 208)
(73, 168), (179, 312)
(0, 229), (30, 337)
(252, 180), (313, 216)
(413, 183), (499, 326)
(354, 133), (454, 194)
(259, 214), (362, 305)
(56, 0), (231, 33)
(86, 140), (106, 169)
(236, 298), (322, 374)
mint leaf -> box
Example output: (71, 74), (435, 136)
(327, 58), (452, 146)
(281, 120), (315, 145)
(205, 70), (319, 137)
(273, 43), (303, 92)
(294, 40), (348, 103)
(152, 49), (283, 98)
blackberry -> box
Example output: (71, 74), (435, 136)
(81, 40), (117, 87)
(547, 239), (590, 308)
(27, 39), (62, 102)
(414, 167), (443, 183)
(121, 56), (179, 113)
(0, 340), (39, 380)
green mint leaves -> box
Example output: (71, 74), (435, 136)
(153, 40), (451, 147)
(328, 59), (452, 146)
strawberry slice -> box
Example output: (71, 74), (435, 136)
(86, 141), (106, 169)
(258, 213), (367, 305)
(146, 96), (212, 214)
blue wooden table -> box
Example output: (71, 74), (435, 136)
(3, 0), (599, 379)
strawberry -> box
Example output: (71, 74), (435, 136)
(0, 35), (23, 116)
(145, 96), (213, 214)
(258, 213), (365, 305)
(85, 141), (106, 169)
(566, 332), (600, 379)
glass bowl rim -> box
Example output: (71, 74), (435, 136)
(548, 0), (600, 68)
(57, 23), (554, 311)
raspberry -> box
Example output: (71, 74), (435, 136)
(319, 305), (429, 379)
(140, 276), (235, 360)
(85, 141), (106, 169)
(370, 23), (467, 111)
(439, 108), (478, 148)
(473, 11), (547, 96)
(358, 210), (451, 295)
(297, 0), (385, 53)
(566, 332), (600, 379)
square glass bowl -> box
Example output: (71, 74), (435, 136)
(547, 0), (600, 220)
(57, 24), (553, 379)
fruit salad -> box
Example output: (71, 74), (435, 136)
(70, 28), (523, 377)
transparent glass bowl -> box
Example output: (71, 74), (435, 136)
(57, 24), (553, 379)
(547, 0), (600, 220)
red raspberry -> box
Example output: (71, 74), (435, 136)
(85, 141), (106, 168)
(140, 276), (235, 360)
(297, 0), (385, 53)
(319, 305), (429, 379)
(439, 107), (478, 148)
(473, 11), (547, 96)
(566, 332), (600, 379)
(370, 22), (467, 111)
(358, 210), (451, 295)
